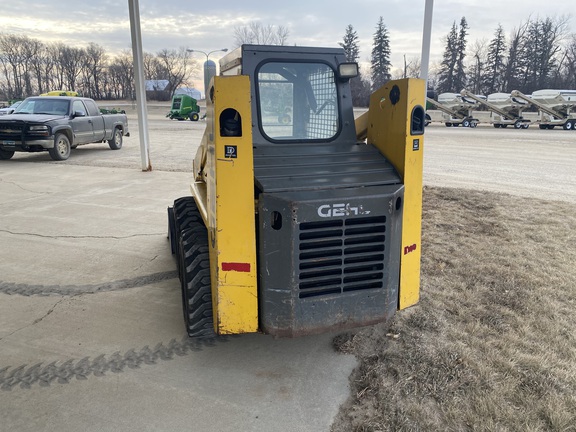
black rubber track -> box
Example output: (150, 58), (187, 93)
(173, 197), (203, 234)
(170, 197), (205, 280)
(178, 228), (215, 338)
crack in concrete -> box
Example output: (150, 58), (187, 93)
(133, 255), (161, 273)
(0, 298), (66, 342)
(0, 178), (49, 195)
(32, 298), (65, 325)
(0, 230), (165, 240)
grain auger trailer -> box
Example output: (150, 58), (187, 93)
(168, 44), (424, 338)
(511, 89), (576, 130)
(426, 93), (480, 127)
(460, 89), (531, 129)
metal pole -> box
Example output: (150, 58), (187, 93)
(128, 0), (152, 171)
(420, 0), (434, 96)
(187, 49), (227, 99)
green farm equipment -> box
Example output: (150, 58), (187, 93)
(167, 94), (200, 121)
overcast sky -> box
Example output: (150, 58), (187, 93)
(1, 1), (573, 79)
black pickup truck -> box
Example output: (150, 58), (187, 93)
(0, 96), (129, 161)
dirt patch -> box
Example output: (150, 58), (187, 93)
(332, 186), (576, 432)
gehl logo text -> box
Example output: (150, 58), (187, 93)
(317, 203), (371, 218)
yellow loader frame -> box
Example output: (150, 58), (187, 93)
(188, 76), (424, 335)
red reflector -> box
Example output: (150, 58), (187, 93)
(222, 262), (251, 272)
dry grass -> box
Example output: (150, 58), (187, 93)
(332, 186), (576, 432)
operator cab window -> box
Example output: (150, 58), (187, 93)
(257, 62), (339, 142)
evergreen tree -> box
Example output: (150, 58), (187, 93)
(454, 17), (469, 91)
(437, 17), (468, 93)
(436, 21), (459, 93)
(503, 22), (528, 92)
(339, 24), (369, 106)
(518, 18), (541, 91)
(370, 17), (392, 91)
(339, 24), (360, 62)
(482, 24), (507, 94)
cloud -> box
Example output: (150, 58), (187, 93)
(1, 0), (573, 76)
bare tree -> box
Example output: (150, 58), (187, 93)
(107, 50), (134, 99)
(80, 43), (107, 99)
(530, 16), (570, 90)
(143, 52), (161, 81)
(30, 41), (51, 95)
(233, 22), (289, 47)
(155, 48), (194, 99)
(506, 16), (569, 93)
(0, 34), (26, 98)
(57, 45), (85, 92)
(405, 56), (421, 78)
(561, 34), (576, 89)
(467, 39), (488, 94)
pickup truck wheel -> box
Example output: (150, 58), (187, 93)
(49, 133), (71, 161)
(178, 227), (215, 338)
(0, 149), (15, 160)
(108, 128), (123, 150)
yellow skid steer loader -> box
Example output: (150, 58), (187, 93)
(168, 44), (425, 337)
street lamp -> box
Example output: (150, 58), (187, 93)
(187, 48), (228, 99)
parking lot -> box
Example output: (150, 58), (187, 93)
(1, 105), (575, 432)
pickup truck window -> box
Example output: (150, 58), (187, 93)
(84, 100), (100, 117)
(16, 98), (70, 116)
(73, 100), (87, 116)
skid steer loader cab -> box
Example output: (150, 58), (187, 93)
(169, 44), (424, 338)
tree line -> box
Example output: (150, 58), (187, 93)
(0, 33), (196, 101)
(2, 15), (575, 103)
(341, 14), (576, 106)
(437, 15), (575, 95)
(0, 22), (287, 102)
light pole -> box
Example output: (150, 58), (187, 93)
(187, 48), (228, 99)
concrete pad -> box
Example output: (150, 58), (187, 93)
(423, 124), (576, 203)
(0, 162), (356, 432)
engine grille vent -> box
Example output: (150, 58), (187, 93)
(298, 216), (387, 298)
